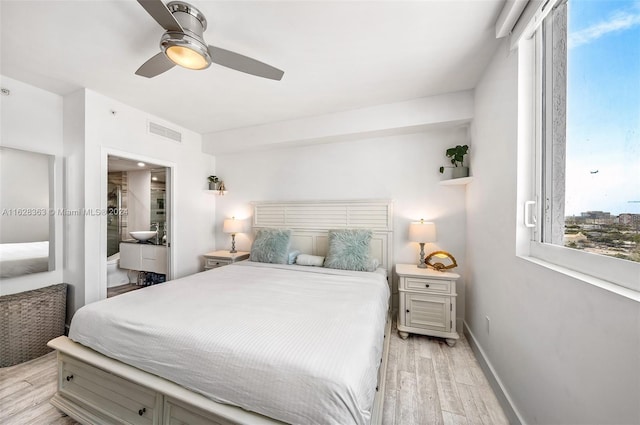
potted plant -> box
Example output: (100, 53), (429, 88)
(208, 175), (220, 190)
(439, 145), (469, 179)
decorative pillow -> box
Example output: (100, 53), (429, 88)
(324, 229), (373, 271)
(250, 228), (292, 264)
(287, 250), (301, 265)
(295, 254), (325, 267)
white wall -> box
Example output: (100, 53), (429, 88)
(0, 79), (215, 316)
(0, 75), (64, 296)
(203, 91), (474, 155)
(466, 41), (640, 424)
(63, 90), (86, 316)
(214, 127), (469, 317)
(77, 90), (215, 308)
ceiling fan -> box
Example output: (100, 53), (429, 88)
(135, 0), (284, 80)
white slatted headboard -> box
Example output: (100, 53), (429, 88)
(252, 200), (394, 275)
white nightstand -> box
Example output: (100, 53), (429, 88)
(395, 264), (460, 346)
(203, 250), (250, 270)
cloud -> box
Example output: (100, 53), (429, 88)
(569, 10), (640, 48)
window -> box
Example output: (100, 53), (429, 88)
(528, 0), (640, 293)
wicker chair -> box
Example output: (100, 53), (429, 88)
(0, 283), (67, 367)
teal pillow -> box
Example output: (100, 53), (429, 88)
(250, 228), (292, 264)
(324, 229), (373, 271)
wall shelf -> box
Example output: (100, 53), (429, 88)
(439, 177), (474, 186)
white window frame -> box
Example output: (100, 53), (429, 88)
(521, 0), (640, 298)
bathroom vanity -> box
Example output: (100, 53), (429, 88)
(119, 240), (167, 275)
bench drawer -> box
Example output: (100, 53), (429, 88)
(60, 356), (161, 424)
(164, 397), (236, 425)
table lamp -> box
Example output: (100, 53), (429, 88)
(409, 219), (436, 268)
(223, 217), (243, 253)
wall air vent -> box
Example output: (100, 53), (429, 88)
(148, 121), (182, 143)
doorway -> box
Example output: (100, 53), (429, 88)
(104, 154), (173, 298)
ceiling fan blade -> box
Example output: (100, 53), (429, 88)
(135, 52), (176, 78)
(137, 0), (183, 32)
(208, 45), (284, 81)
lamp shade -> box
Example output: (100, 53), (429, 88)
(223, 218), (243, 234)
(409, 221), (436, 243)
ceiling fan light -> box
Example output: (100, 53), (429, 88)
(166, 45), (208, 70)
(161, 31), (211, 70)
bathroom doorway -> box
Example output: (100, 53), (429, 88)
(105, 155), (172, 297)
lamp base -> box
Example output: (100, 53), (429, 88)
(416, 242), (427, 268)
(229, 234), (237, 254)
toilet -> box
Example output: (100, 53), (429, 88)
(107, 252), (131, 287)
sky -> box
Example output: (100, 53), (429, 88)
(565, 0), (640, 216)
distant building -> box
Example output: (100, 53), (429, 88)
(580, 211), (615, 224)
(581, 211), (610, 219)
(618, 213), (640, 228)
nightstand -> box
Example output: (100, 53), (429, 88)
(203, 250), (250, 270)
(395, 263), (460, 346)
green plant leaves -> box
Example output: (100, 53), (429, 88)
(444, 145), (468, 167)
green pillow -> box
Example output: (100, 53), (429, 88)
(250, 228), (292, 264)
(324, 229), (373, 271)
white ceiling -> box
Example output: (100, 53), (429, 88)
(108, 155), (166, 173)
(0, 0), (503, 135)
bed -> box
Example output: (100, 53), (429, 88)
(48, 200), (394, 425)
(0, 241), (49, 278)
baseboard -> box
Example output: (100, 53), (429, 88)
(50, 393), (114, 425)
(463, 322), (526, 425)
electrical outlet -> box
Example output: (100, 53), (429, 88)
(485, 316), (491, 334)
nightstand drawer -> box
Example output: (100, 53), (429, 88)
(203, 251), (250, 271)
(403, 277), (452, 294)
(205, 258), (231, 269)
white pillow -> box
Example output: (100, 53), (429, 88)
(295, 254), (325, 267)
(287, 250), (301, 265)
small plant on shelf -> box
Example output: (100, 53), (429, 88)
(439, 145), (469, 179)
(208, 175), (220, 190)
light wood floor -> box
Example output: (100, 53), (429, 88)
(382, 322), (508, 425)
(106, 283), (143, 298)
(0, 324), (507, 425)
(0, 351), (78, 424)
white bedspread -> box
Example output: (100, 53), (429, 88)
(0, 241), (49, 278)
(69, 261), (389, 425)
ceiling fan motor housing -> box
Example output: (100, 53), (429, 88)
(160, 1), (211, 67)
(167, 1), (207, 32)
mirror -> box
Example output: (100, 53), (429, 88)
(0, 146), (55, 278)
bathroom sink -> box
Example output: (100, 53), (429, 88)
(129, 231), (157, 241)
